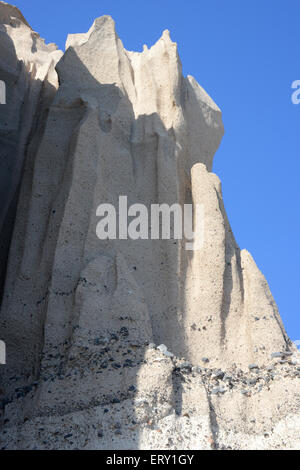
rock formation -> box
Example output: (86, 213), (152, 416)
(0, 3), (299, 449)
(0, 1), (62, 292)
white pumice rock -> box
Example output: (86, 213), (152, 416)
(157, 344), (168, 354)
(0, 1), (62, 287)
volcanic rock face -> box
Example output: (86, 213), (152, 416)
(0, 1), (62, 291)
(0, 4), (299, 450)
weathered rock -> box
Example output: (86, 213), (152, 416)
(0, 1), (62, 291)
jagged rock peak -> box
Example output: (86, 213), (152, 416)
(60, 14), (224, 171)
(0, 1), (30, 28)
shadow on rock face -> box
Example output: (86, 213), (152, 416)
(0, 46), (189, 448)
(0, 27), (22, 298)
(0, 23), (57, 300)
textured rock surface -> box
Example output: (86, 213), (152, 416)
(0, 5), (299, 450)
(0, 1), (62, 291)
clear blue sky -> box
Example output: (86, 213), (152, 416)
(10, 0), (300, 341)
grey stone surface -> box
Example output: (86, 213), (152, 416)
(0, 1), (62, 291)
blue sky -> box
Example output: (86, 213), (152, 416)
(11, 0), (300, 341)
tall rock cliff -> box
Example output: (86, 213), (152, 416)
(0, 4), (299, 450)
(0, 1), (62, 292)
